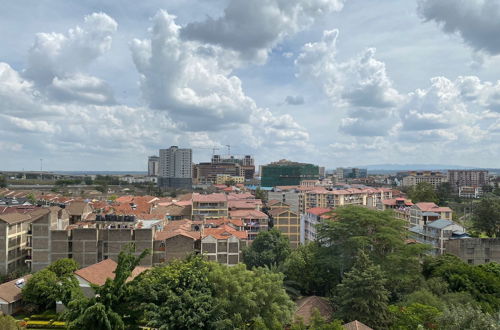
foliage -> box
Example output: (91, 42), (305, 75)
(436, 182), (452, 205)
(47, 258), (79, 278)
(25, 193), (36, 205)
(291, 309), (343, 330)
(388, 303), (441, 329)
(126, 256), (216, 329)
(0, 175), (7, 188)
(65, 244), (150, 330)
(408, 182), (439, 204)
(472, 197), (500, 237)
(22, 269), (60, 311)
(333, 250), (390, 328)
(243, 228), (291, 268)
(209, 263), (295, 329)
(437, 303), (500, 330)
(423, 255), (500, 312)
(0, 314), (24, 329)
(254, 187), (266, 201)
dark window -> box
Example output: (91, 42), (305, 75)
(467, 259), (473, 264)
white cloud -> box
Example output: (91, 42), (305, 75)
(182, 0), (345, 63)
(285, 95), (304, 105)
(418, 0), (500, 56)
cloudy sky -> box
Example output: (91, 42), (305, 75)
(1, 0), (500, 171)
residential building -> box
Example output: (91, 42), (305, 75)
(191, 193), (228, 219)
(379, 198), (413, 226)
(0, 274), (31, 315)
(159, 146), (193, 189)
(261, 160), (319, 187)
(335, 168), (368, 180)
(268, 208), (300, 248)
(300, 207), (332, 244)
(215, 174), (245, 185)
(459, 186), (482, 198)
(267, 188), (301, 213)
(148, 155), (159, 177)
(409, 202), (453, 227)
(401, 171), (447, 189)
(409, 219), (467, 255)
(229, 209), (268, 241)
(194, 162), (241, 184)
(211, 154), (255, 179)
(66, 201), (92, 224)
(201, 225), (247, 265)
(445, 238), (500, 265)
(448, 169), (488, 192)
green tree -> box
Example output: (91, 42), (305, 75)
(437, 304), (500, 330)
(473, 197), (500, 237)
(25, 193), (36, 205)
(243, 229), (291, 268)
(47, 258), (79, 278)
(436, 182), (452, 205)
(388, 303), (442, 329)
(0, 175), (7, 188)
(22, 269), (60, 311)
(333, 250), (390, 328)
(0, 314), (24, 329)
(254, 187), (266, 201)
(291, 309), (343, 330)
(65, 244), (150, 330)
(209, 263), (295, 329)
(408, 182), (439, 204)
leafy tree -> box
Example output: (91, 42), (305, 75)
(65, 244), (150, 330)
(436, 182), (452, 205)
(126, 256), (216, 329)
(388, 303), (442, 329)
(243, 228), (291, 268)
(209, 263), (295, 329)
(22, 269), (60, 311)
(291, 309), (343, 330)
(408, 182), (439, 204)
(333, 250), (390, 328)
(25, 193), (36, 205)
(254, 187), (266, 201)
(0, 175), (7, 188)
(437, 304), (500, 330)
(47, 258), (79, 278)
(473, 197), (500, 237)
(83, 177), (93, 185)
(0, 314), (24, 329)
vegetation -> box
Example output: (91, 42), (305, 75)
(407, 182), (439, 204)
(0, 314), (24, 329)
(242, 228), (291, 268)
(473, 197), (500, 237)
(0, 175), (7, 188)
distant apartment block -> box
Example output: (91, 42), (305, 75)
(379, 198), (414, 227)
(448, 169), (488, 192)
(159, 146), (192, 189)
(409, 202), (453, 227)
(459, 186), (483, 199)
(191, 193), (228, 219)
(445, 238), (500, 265)
(409, 219), (467, 255)
(148, 156), (159, 177)
(401, 171), (447, 189)
(268, 207), (300, 248)
(261, 160), (319, 187)
(300, 207), (332, 244)
(335, 167), (367, 180)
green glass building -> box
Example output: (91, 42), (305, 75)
(261, 160), (319, 187)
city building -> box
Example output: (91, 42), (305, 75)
(400, 171), (447, 189)
(300, 207), (333, 244)
(267, 188), (301, 213)
(148, 156), (159, 177)
(268, 207), (300, 248)
(448, 170), (488, 192)
(409, 219), (467, 255)
(159, 146), (193, 189)
(379, 198), (413, 227)
(458, 186), (482, 199)
(211, 154), (255, 179)
(335, 168), (368, 180)
(445, 238), (500, 265)
(215, 174), (245, 185)
(0, 274), (32, 315)
(409, 202), (453, 227)
(191, 193), (228, 219)
(229, 209), (268, 241)
(261, 160), (319, 187)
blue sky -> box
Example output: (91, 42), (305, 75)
(1, 0), (500, 171)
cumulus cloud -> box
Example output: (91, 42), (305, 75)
(285, 95), (304, 105)
(418, 0), (500, 56)
(182, 0), (345, 63)
(296, 30), (402, 136)
(23, 12), (117, 104)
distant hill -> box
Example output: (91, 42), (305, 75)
(358, 164), (480, 171)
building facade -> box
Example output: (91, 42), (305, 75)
(159, 146), (192, 189)
(261, 160), (319, 187)
(410, 219), (467, 255)
(300, 207), (332, 244)
(445, 238), (500, 265)
(448, 170), (488, 192)
(148, 156), (159, 177)
(269, 208), (300, 248)
(401, 171), (447, 189)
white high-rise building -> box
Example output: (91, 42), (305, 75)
(159, 146), (192, 189)
(148, 156), (159, 177)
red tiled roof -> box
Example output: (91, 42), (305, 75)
(192, 193), (227, 202)
(415, 202), (452, 213)
(306, 207), (332, 216)
(229, 209), (268, 219)
(74, 259), (150, 286)
(203, 225), (248, 240)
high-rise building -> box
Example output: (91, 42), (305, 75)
(336, 167), (368, 180)
(159, 146), (192, 189)
(448, 170), (489, 192)
(261, 160), (319, 187)
(148, 156), (159, 177)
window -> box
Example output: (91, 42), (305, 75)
(467, 248), (474, 254)
(485, 259), (490, 263)
(467, 259), (473, 264)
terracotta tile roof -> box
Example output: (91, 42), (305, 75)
(192, 193), (227, 203)
(294, 296), (333, 325)
(306, 207), (332, 216)
(343, 320), (373, 330)
(155, 229), (201, 241)
(115, 195), (134, 203)
(205, 218), (245, 228)
(228, 200), (262, 210)
(0, 275), (32, 303)
(227, 192), (254, 200)
(0, 207), (50, 224)
(66, 201), (91, 216)
(268, 207), (295, 217)
(382, 198), (413, 206)
(229, 209), (268, 220)
(203, 224), (248, 240)
(267, 199), (281, 205)
(74, 259), (150, 286)
(415, 202), (452, 213)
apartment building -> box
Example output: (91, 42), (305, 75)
(268, 208), (300, 248)
(192, 193), (228, 219)
(148, 156), (159, 177)
(215, 174), (245, 185)
(335, 168), (367, 180)
(445, 238), (500, 265)
(379, 198), (413, 226)
(300, 187), (392, 214)
(409, 219), (467, 255)
(401, 171), (447, 189)
(300, 207), (332, 244)
(159, 146), (193, 189)
(459, 186), (482, 199)
(261, 160), (319, 187)
(229, 209), (268, 241)
(267, 188), (301, 213)
(409, 202), (453, 227)
(66, 201), (92, 223)
(448, 170), (488, 192)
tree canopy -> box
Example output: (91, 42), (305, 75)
(473, 197), (500, 237)
(242, 228), (291, 268)
(408, 182), (439, 204)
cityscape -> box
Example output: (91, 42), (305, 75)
(1, 0), (500, 329)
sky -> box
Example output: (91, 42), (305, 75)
(1, 0), (500, 171)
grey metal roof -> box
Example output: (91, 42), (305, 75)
(427, 219), (454, 229)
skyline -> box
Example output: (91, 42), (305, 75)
(2, 0), (500, 171)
